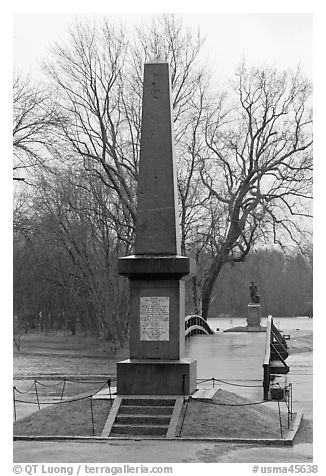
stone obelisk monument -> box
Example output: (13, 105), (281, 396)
(117, 60), (197, 395)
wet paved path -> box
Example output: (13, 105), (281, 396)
(185, 332), (267, 401)
(13, 439), (313, 463)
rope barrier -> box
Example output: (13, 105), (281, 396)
(196, 377), (262, 388)
(196, 378), (214, 384)
(13, 378), (112, 396)
(13, 380), (111, 406)
(14, 394), (93, 405)
(212, 377), (263, 388)
(14, 376), (268, 395)
(189, 397), (268, 407)
(34, 379), (66, 387)
(13, 382), (36, 394)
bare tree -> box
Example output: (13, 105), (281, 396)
(14, 15), (313, 327)
(197, 64), (312, 319)
(44, 21), (137, 242)
(12, 16), (210, 339)
(13, 72), (61, 182)
(44, 15), (209, 251)
(14, 164), (130, 341)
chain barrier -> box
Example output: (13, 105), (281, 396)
(13, 382), (36, 394)
(190, 397), (268, 407)
(13, 377), (114, 395)
(15, 375), (262, 396)
(34, 379), (66, 387)
(13, 380), (111, 406)
(197, 376), (263, 388)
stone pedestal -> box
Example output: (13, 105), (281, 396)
(118, 256), (196, 395)
(117, 359), (197, 395)
(247, 303), (261, 327)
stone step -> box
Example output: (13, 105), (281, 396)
(115, 414), (171, 425)
(110, 424), (168, 436)
(119, 405), (173, 415)
(121, 398), (175, 407)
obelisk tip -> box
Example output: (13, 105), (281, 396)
(147, 56), (166, 64)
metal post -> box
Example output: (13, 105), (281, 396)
(212, 378), (215, 388)
(13, 387), (17, 422)
(277, 400), (283, 439)
(34, 380), (40, 410)
(90, 398), (95, 436)
(60, 379), (67, 401)
(263, 364), (270, 401)
(182, 374), (188, 402)
(286, 387), (290, 428)
(107, 379), (112, 404)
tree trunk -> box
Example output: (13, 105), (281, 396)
(191, 276), (202, 315)
(201, 260), (225, 320)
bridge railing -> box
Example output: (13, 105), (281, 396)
(263, 315), (290, 400)
(263, 315), (272, 400)
(185, 315), (214, 337)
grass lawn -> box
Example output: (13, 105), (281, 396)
(13, 399), (112, 437)
(180, 389), (289, 439)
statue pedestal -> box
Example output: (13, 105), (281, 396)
(247, 303), (261, 327)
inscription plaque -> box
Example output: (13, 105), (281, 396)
(140, 296), (169, 341)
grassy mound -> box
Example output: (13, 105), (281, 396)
(14, 389), (289, 439)
(180, 389), (287, 438)
(14, 399), (111, 437)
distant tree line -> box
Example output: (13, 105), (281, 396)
(187, 248), (312, 318)
(13, 15), (312, 340)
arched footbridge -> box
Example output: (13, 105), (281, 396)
(185, 314), (214, 337)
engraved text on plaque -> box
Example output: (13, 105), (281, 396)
(140, 296), (169, 341)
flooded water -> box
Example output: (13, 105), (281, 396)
(207, 316), (313, 332)
(184, 316), (313, 405)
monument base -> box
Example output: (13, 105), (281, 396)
(247, 303), (261, 327)
(117, 358), (197, 395)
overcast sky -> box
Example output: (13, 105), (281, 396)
(13, 13), (312, 86)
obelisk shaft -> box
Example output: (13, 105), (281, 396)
(135, 62), (180, 256)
